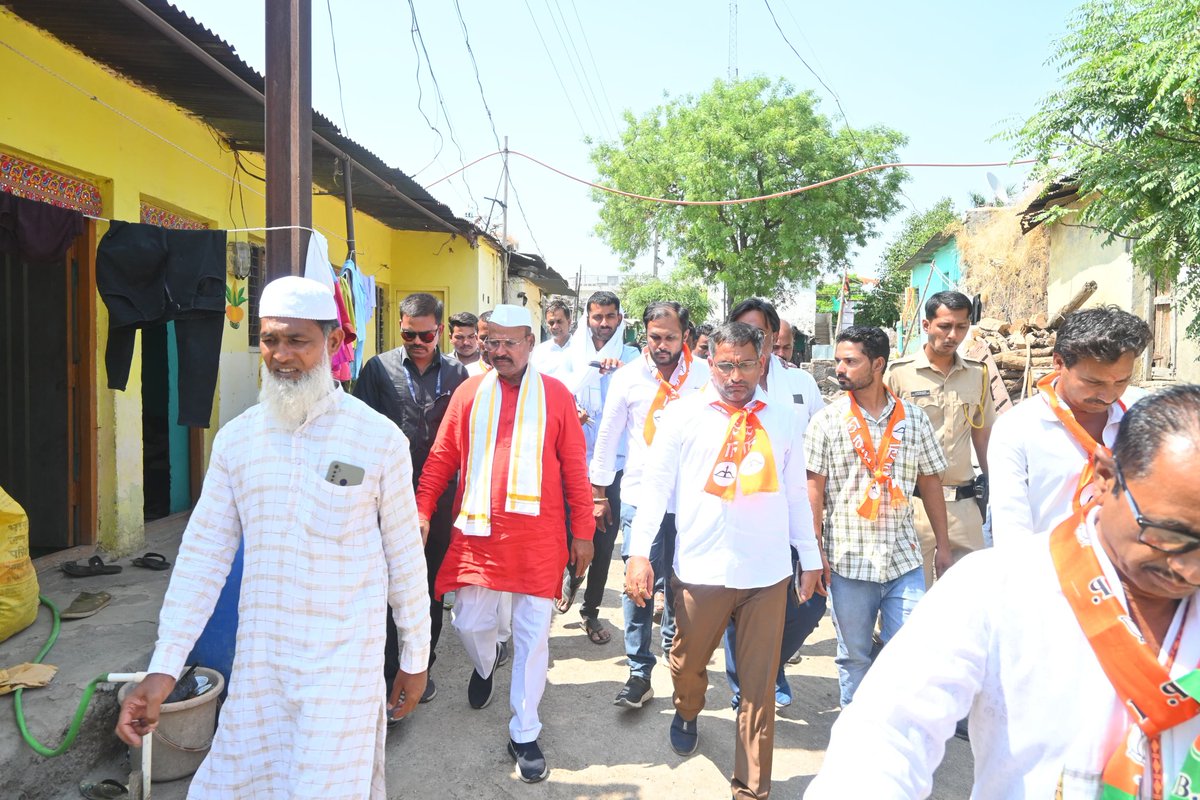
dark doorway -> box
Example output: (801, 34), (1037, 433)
(0, 227), (98, 555)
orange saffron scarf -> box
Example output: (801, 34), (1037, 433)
(643, 345), (692, 444)
(846, 388), (908, 520)
(703, 398), (779, 501)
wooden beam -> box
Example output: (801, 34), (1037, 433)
(264, 0), (312, 281)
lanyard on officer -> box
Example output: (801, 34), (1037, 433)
(407, 363), (442, 405)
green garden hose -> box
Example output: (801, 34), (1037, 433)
(13, 595), (132, 758)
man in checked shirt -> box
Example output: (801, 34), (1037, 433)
(805, 325), (949, 707)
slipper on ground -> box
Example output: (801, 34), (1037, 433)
(60, 591), (112, 620)
(61, 556), (122, 578)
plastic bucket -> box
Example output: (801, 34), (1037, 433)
(118, 667), (225, 781)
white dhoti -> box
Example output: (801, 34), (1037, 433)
(452, 585), (553, 743)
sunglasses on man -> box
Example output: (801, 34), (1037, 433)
(401, 329), (438, 344)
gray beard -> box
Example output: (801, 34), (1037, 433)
(258, 350), (333, 430)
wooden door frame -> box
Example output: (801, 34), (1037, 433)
(70, 224), (98, 546)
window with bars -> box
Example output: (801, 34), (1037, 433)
(375, 285), (387, 354)
(247, 244), (265, 347)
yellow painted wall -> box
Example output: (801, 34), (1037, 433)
(1045, 206), (1136, 314)
(0, 9), (500, 553)
(1046, 202), (1199, 383)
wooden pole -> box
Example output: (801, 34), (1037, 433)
(265, 0), (312, 281)
(342, 156), (356, 263)
(1047, 280), (1098, 330)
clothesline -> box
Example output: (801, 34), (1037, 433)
(82, 214), (358, 248)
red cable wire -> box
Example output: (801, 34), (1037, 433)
(426, 149), (1046, 207)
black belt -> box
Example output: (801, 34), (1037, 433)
(912, 484), (976, 501)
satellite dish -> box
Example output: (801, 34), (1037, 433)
(986, 172), (1009, 205)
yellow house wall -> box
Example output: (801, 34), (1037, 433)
(1045, 202), (1199, 383)
(0, 10), (483, 553)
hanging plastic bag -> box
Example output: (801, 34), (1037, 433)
(0, 486), (39, 643)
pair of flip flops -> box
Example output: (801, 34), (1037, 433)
(60, 553), (171, 577)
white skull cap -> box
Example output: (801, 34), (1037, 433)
(488, 304), (532, 328)
(259, 275), (338, 321)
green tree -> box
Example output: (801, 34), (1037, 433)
(1009, 0), (1200, 335)
(590, 77), (908, 305)
(854, 198), (958, 329)
(618, 271), (712, 327)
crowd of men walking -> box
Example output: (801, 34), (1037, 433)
(116, 272), (1200, 800)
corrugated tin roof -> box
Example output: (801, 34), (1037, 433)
(3, 0), (471, 237)
(1018, 181), (1081, 233)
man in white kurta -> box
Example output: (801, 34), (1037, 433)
(808, 384), (1200, 800)
(116, 277), (430, 799)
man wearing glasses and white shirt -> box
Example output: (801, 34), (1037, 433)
(808, 385), (1200, 800)
(627, 321), (822, 800)
(354, 292), (468, 714)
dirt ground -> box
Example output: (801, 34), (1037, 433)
(61, 545), (974, 800)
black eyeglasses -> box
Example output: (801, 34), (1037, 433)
(1115, 460), (1200, 555)
(401, 329), (438, 344)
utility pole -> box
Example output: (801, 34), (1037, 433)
(264, 0), (313, 281)
(500, 135), (510, 303)
(728, 0), (738, 81)
(342, 156), (355, 263)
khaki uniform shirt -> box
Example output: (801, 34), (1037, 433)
(886, 348), (994, 487)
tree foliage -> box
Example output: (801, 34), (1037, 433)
(857, 198), (959, 329)
(1009, 0), (1200, 335)
(590, 77), (908, 304)
(618, 270), (712, 327)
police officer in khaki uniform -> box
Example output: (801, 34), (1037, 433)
(886, 290), (995, 588)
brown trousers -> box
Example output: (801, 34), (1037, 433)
(670, 576), (789, 800)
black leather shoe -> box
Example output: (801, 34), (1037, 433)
(508, 738), (549, 783)
(669, 711), (699, 756)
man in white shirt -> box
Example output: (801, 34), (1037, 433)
(727, 297), (826, 709)
(462, 311), (494, 378)
(590, 301), (710, 709)
(557, 291), (641, 645)
(530, 299), (572, 377)
(627, 321), (822, 800)
(447, 311), (482, 370)
(774, 318), (795, 364)
(990, 305), (1152, 545)
(807, 385), (1200, 800)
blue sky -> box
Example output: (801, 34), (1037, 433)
(175, 0), (1080, 282)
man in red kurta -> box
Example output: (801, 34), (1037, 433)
(416, 304), (594, 784)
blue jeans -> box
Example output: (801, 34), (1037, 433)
(620, 503), (676, 679)
(829, 567), (924, 706)
(724, 577), (826, 704)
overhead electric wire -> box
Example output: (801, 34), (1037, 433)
(543, 0), (612, 139)
(521, 0), (588, 137)
(325, 0), (350, 136)
(567, 0), (621, 135)
(450, 0), (547, 256)
(406, 0), (477, 213)
(429, 147), (1046, 207)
